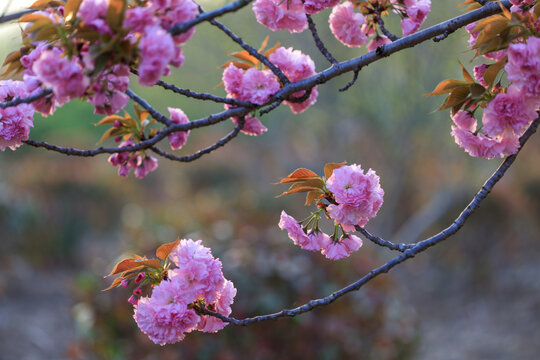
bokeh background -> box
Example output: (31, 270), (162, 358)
(1, 1), (539, 359)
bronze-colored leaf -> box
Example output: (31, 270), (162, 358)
(458, 61), (474, 83)
(220, 60), (252, 70)
(229, 51), (259, 66)
(65, 0), (83, 22)
(136, 259), (162, 269)
(95, 115), (125, 126)
(469, 83), (485, 99)
(106, 0), (127, 31)
(277, 186), (321, 197)
(305, 190), (323, 206)
(31, 0), (65, 9)
(438, 86), (470, 111)
(258, 36), (269, 53)
(107, 258), (139, 276)
(264, 41), (281, 57)
(2, 50), (22, 67)
(483, 57), (507, 88)
(324, 161), (347, 179)
(156, 238), (181, 260)
(424, 79), (470, 96)
(103, 276), (124, 291)
(279, 168), (319, 183)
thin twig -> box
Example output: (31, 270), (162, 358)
(208, 18), (290, 85)
(375, 12), (400, 41)
(125, 89), (171, 126)
(194, 116), (540, 326)
(339, 70), (359, 92)
(150, 117), (245, 162)
(306, 14), (338, 65)
(355, 226), (414, 252)
(0, 89), (53, 109)
(259, 99), (283, 116)
(169, 0), (253, 36)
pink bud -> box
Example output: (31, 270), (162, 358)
(134, 272), (145, 285)
(121, 279), (129, 288)
(113, 120), (122, 128)
(128, 295), (139, 305)
(133, 288), (142, 296)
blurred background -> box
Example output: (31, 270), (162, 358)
(1, 1), (539, 359)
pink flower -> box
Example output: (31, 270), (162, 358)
(88, 65), (130, 115)
(367, 35), (391, 52)
(341, 234), (363, 252)
(505, 36), (540, 99)
(233, 115), (268, 136)
(223, 64), (245, 99)
(168, 107), (191, 150)
(304, 0), (340, 15)
(401, 0), (431, 36)
(78, 0), (111, 34)
(278, 211), (320, 250)
(0, 80), (35, 151)
(134, 156), (159, 179)
(240, 68), (281, 105)
(452, 110), (477, 133)
(168, 239), (226, 304)
(451, 126), (519, 159)
(329, 2), (368, 48)
(138, 26), (175, 86)
(252, 0), (307, 33)
(121, 279), (130, 288)
(32, 50), (89, 102)
(482, 88), (538, 138)
(268, 47), (318, 113)
(473, 64), (488, 88)
(167, 0), (199, 45)
(198, 280), (237, 333)
(124, 6), (157, 33)
(322, 240), (350, 260)
(327, 164), (384, 211)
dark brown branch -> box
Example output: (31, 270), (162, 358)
(339, 70), (359, 92)
(306, 14), (338, 65)
(0, 9), (33, 24)
(169, 0), (253, 36)
(0, 89), (53, 109)
(150, 117), (245, 162)
(125, 89), (172, 126)
(194, 116), (540, 326)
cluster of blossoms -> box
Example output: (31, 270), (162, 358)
(222, 46), (318, 135)
(278, 164), (383, 260)
(108, 139), (159, 178)
(125, 239), (236, 345)
(0, 80), (35, 151)
(451, 35), (540, 159)
(253, 0), (431, 49)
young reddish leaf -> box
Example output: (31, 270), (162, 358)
(469, 83), (486, 99)
(95, 115), (125, 126)
(424, 79), (470, 96)
(2, 50), (22, 67)
(23, 17), (54, 35)
(438, 86), (470, 110)
(107, 258), (140, 276)
(65, 0), (83, 22)
(280, 168), (318, 182)
(220, 60), (252, 70)
(98, 127), (130, 143)
(156, 238), (181, 260)
(229, 51), (259, 66)
(534, 3), (540, 19)
(458, 61), (474, 83)
(34, 26), (59, 42)
(483, 57), (507, 88)
(498, 0), (512, 20)
(106, 0), (127, 31)
(136, 259), (162, 269)
(264, 41), (281, 57)
(31, 0), (65, 9)
(258, 36), (269, 53)
(277, 185), (321, 197)
(324, 161), (347, 179)
(305, 190), (323, 206)
(103, 276), (124, 291)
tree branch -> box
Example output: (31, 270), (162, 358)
(150, 117), (245, 162)
(0, 89), (53, 109)
(195, 115), (540, 326)
(306, 14), (338, 65)
(125, 89), (172, 126)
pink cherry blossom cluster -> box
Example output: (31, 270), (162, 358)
(168, 107), (191, 150)
(108, 140), (159, 178)
(278, 164), (383, 260)
(222, 46), (318, 135)
(451, 36), (540, 159)
(253, 0), (431, 50)
(0, 80), (35, 151)
(133, 239), (236, 345)
(279, 211), (363, 260)
(326, 164), (384, 231)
